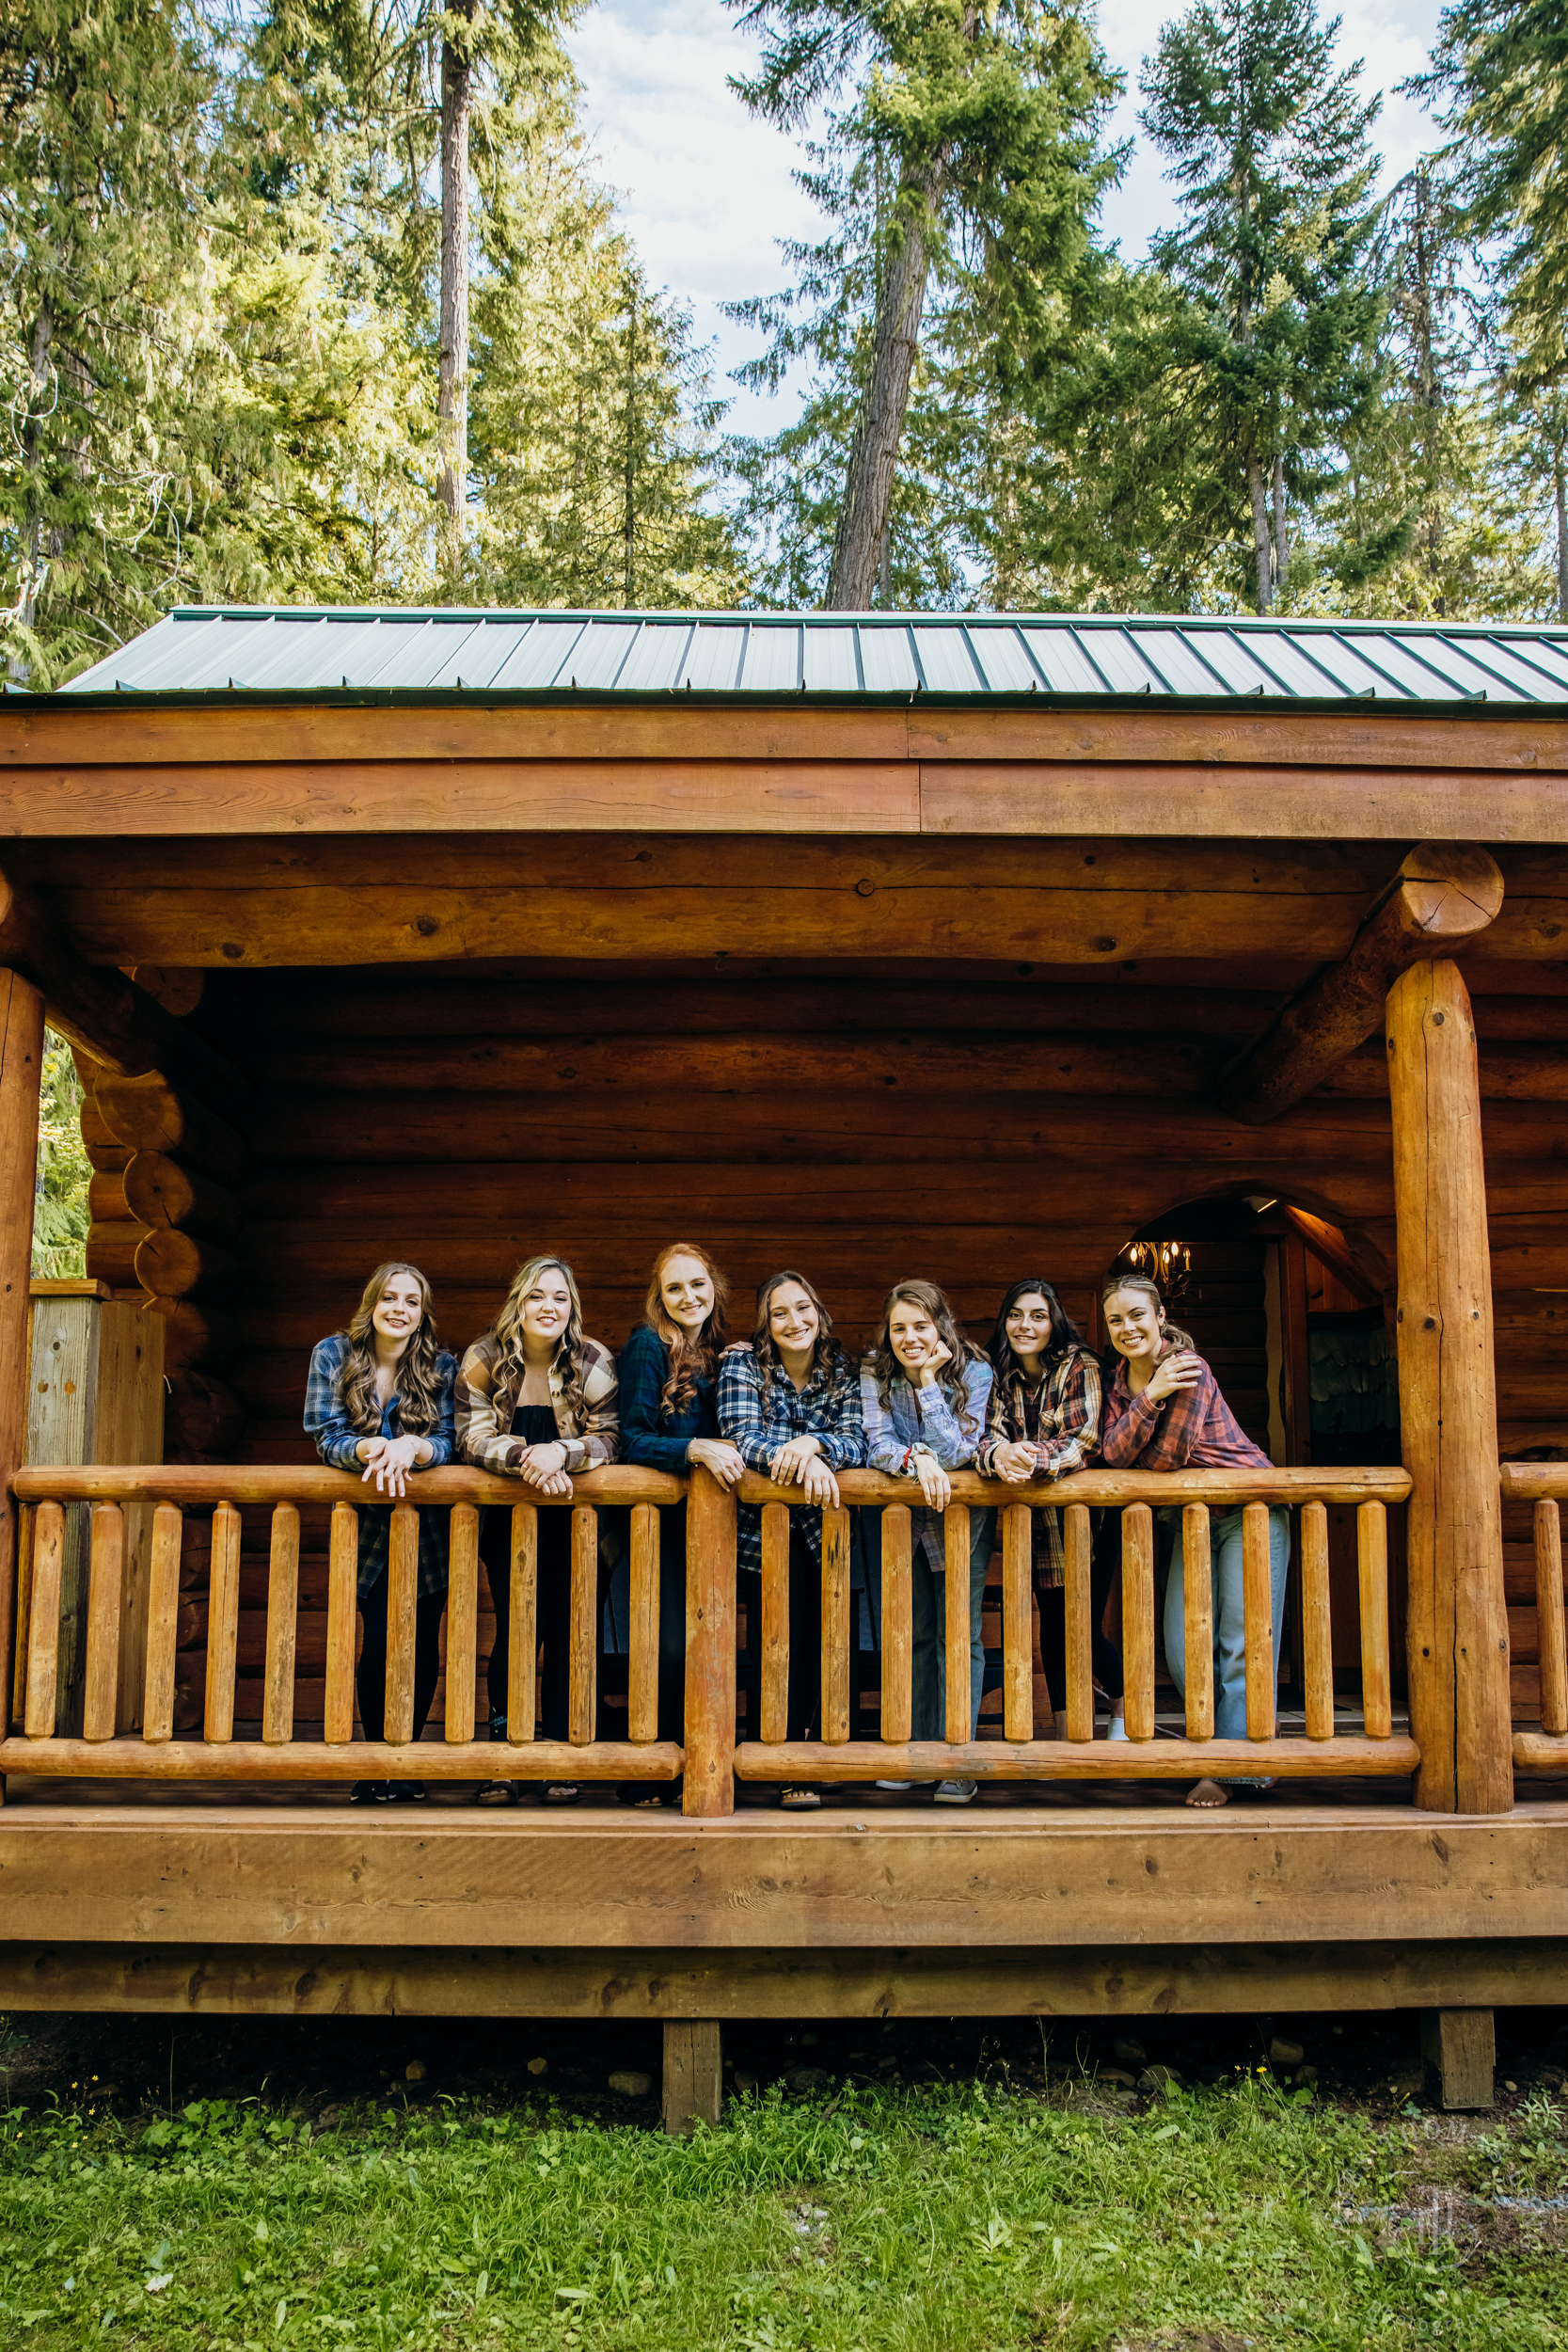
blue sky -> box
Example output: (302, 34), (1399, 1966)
(567, 0), (1449, 435)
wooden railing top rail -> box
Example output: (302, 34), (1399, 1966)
(11, 1464), (688, 1507)
(1500, 1463), (1568, 1502)
(736, 1466), (1414, 1508)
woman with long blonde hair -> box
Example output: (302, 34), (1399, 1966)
(304, 1261), (456, 1804)
(618, 1244), (745, 1798)
(457, 1254), (620, 1804)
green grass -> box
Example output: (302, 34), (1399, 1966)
(3, 2073), (1565, 2351)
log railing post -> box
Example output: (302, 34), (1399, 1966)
(683, 1465), (736, 1817)
(1387, 957), (1513, 1813)
(0, 971), (43, 1752)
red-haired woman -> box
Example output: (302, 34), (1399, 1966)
(618, 1244), (745, 1794)
(305, 1261), (457, 1804)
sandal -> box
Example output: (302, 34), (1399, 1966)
(780, 1785), (821, 1810)
(352, 1779), (390, 1804)
(545, 1783), (579, 1805)
(474, 1780), (522, 1806)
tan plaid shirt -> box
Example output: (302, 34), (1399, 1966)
(455, 1332), (620, 1474)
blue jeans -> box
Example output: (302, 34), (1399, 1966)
(862, 1506), (995, 1741)
(1164, 1504), (1291, 1742)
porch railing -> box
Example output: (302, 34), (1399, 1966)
(2, 1461), (1417, 1801)
(1499, 1461), (1568, 1773)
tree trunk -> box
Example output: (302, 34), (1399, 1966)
(824, 166), (941, 611)
(1556, 448), (1567, 625)
(623, 282), (638, 607)
(18, 295), (55, 646)
(1245, 442), (1272, 615)
(436, 2), (477, 580)
(1272, 453), (1287, 594)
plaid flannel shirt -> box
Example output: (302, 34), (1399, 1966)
(860, 1356), (991, 1576)
(716, 1342), (865, 1577)
(454, 1330), (620, 1474)
(1101, 1350), (1272, 1472)
(975, 1345), (1102, 1590)
(304, 1334), (457, 1598)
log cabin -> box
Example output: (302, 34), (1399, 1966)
(1, 603), (1567, 2127)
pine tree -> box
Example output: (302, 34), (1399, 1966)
(32, 1031), (90, 1279)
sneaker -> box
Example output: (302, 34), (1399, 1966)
(1107, 1714), (1130, 1743)
(934, 1778), (977, 1804)
(876, 1779), (914, 1791)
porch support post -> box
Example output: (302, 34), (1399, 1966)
(0, 970), (44, 1743)
(662, 2021), (723, 2134)
(1386, 958), (1512, 1815)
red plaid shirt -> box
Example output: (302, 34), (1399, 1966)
(1101, 1351), (1272, 1471)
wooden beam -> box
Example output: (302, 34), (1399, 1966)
(1219, 845), (1505, 1123)
(662, 2021), (722, 2134)
(1276, 1205), (1387, 1306)
(1420, 2008), (1495, 2109)
(1387, 960), (1513, 1814)
(732, 1735), (1418, 1780)
(0, 970), (43, 1742)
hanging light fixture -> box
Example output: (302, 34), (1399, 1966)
(1120, 1238), (1193, 1299)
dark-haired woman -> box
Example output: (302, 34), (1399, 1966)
(1100, 1273), (1289, 1809)
(860, 1280), (993, 1804)
(977, 1279), (1125, 1742)
(457, 1254), (620, 1804)
(717, 1270), (865, 1810)
(305, 1261), (457, 1804)
(618, 1243), (745, 1803)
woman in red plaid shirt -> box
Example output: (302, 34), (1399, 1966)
(1099, 1273), (1290, 1809)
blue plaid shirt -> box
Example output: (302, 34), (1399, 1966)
(304, 1335), (458, 1598)
(717, 1342), (865, 1576)
(860, 1356), (992, 1575)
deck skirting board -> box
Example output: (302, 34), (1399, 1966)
(0, 1938), (1565, 2019)
(1, 1806), (1567, 1947)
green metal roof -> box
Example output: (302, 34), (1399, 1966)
(45, 604), (1568, 707)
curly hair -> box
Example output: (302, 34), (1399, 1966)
(1100, 1271), (1195, 1354)
(986, 1278), (1089, 1382)
(868, 1279), (985, 1436)
(750, 1268), (846, 1394)
(643, 1241), (730, 1417)
(335, 1262), (446, 1435)
(490, 1255), (590, 1423)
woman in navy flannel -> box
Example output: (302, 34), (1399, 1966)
(1100, 1272), (1289, 1808)
(717, 1269), (865, 1809)
(618, 1243), (745, 1800)
(859, 1280), (993, 1804)
(304, 1261), (456, 1804)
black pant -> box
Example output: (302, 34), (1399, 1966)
(356, 1577), (445, 1744)
(647, 1502), (689, 1745)
(738, 1525), (822, 1743)
(1036, 1513), (1125, 1715)
(480, 1504), (617, 1742)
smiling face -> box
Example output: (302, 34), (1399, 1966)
(372, 1269), (425, 1351)
(1102, 1286), (1164, 1364)
(887, 1297), (943, 1375)
(520, 1266), (574, 1350)
(660, 1252), (715, 1334)
(1004, 1290), (1053, 1373)
(767, 1279), (820, 1359)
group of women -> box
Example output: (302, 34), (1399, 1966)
(305, 1246), (1288, 1815)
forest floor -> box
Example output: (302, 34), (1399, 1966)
(2, 2001), (1566, 2351)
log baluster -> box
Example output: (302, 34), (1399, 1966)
(1536, 1500), (1568, 1740)
(879, 1503), (912, 1745)
(943, 1503), (972, 1746)
(1357, 1500), (1392, 1739)
(204, 1501), (242, 1744)
(568, 1505), (597, 1746)
(1300, 1499), (1334, 1741)
(759, 1502), (789, 1743)
(141, 1503), (182, 1743)
(23, 1500), (66, 1738)
(1003, 1502), (1033, 1743)
(683, 1464), (736, 1818)
(83, 1504), (125, 1743)
(1180, 1503), (1214, 1741)
(324, 1502), (358, 1744)
(507, 1504), (538, 1741)
(444, 1503), (478, 1746)
(627, 1502), (659, 1742)
(383, 1503), (419, 1747)
(1242, 1502), (1275, 1741)
(261, 1502), (299, 1746)
(9, 1502), (33, 1734)
(820, 1505), (851, 1745)
(1063, 1503), (1094, 1742)
(1121, 1504), (1155, 1740)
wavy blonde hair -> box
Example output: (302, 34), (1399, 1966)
(490, 1255), (589, 1423)
(643, 1241), (730, 1417)
(1100, 1272), (1195, 1354)
(335, 1262), (446, 1434)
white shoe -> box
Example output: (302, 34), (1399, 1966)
(934, 1778), (977, 1804)
(876, 1778), (913, 1790)
(1107, 1714), (1129, 1742)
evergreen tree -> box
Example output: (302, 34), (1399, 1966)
(726, 0), (1122, 608)
(32, 1030), (90, 1279)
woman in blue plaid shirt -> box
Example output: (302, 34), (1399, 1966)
(304, 1262), (457, 1804)
(717, 1269), (865, 1809)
